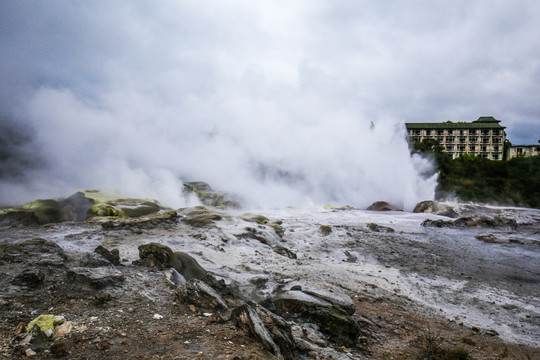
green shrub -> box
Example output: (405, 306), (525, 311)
(413, 141), (540, 208)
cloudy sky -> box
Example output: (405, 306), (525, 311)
(1, 1), (539, 208)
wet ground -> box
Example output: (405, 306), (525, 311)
(1, 202), (539, 358)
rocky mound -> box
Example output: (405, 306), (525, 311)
(183, 181), (241, 209)
(0, 238), (375, 359)
(0, 191), (169, 227)
(366, 201), (403, 212)
(413, 200), (459, 218)
(422, 215), (518, 229)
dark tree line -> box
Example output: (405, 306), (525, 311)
(412, 139), (540, 208)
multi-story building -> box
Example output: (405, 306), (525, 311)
(405, 116), (506, 160)
(506, 142), (540, 159)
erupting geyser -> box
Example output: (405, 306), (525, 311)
(0, 2), (437, 209)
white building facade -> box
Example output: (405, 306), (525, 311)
(506, 142), (540, 159)
(406, 116), (506, 160)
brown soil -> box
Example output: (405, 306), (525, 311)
(354, 295), (539, 360)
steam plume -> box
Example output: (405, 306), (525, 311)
(0, 2), (439, 209)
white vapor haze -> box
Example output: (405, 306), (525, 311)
(6, 1), (540, 208)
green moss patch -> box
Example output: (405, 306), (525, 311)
(87, 203), (124, 218)
(22, 199), (61, 224)
(183, 213), (223, 227)
(26, 314), (65, 337)
(319, 225), (332, 235)
(242, 215), (269, 225)
(323, 205), (355, 211)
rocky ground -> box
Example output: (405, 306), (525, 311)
(1, 191), (539, 359)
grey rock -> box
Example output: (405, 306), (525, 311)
(343, 250), (357, 263)
(366, 223), (395, 233)
(232, 302), (296, 360)
(116, 201), (161, 218)
(303, 306), (362, 347)
(413, 201), (458, 218)
(22, 199), (62, 224)
(137, 243), (210, 281)
(163, 268), (186, 286)
(0, 238), (66, 266)
(80, 252), (115, 268)
(0, 209), (40, 226)
(366, 201), (402, 212)
(177, 279), (228, 311)
(183, 181), (241, 208)
(272, 290), (333, 313)
(14, 270), (44, 287)
(475, 234), (499, 243)
(301, 323), (328, 347)
(255, 304), (296, 360)
(423, 215), (518, 229)
(174, 251), (209, 281)
(67, 267), (124, 289)
(182, 213), (223, 227)
(233, 303), (282, 358)
(274, 283), (356, 316)
(94, 245), (120, 266)
(413, 200), (434, 213)
(273, 246), (297, 259)
(58, 192), (95, 221)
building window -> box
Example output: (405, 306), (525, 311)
(470, 137), (477, 143)
(459, 137), (466, 143)
(517, 148), (523, 154)
(447, 129), (453, 135)
(469, 129), (477, 135)
(493, 154), (499, 160)
(482, 137), (490, 144)
(425, 130), (432, 136)
(493, 137), (501, 143)
(459, 130), (465, 136)
(481, 129), (490, 135)
(480, 153), (488, 159)
(412, 129), (421, 135)
(493, 129), (501, 136)
(481, 145), (487, 152)
(458, 145), (466, 152)
(446, 137), (455, 144)
(469, 145), (476, 152)
(445, 145), (454, 152)
(437, 130), (444, 135)
(493, 146), (499, 152)
(436, 137), (444, 143)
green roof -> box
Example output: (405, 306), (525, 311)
(406, 117), (505, 129)
(473, 116), (501, 124)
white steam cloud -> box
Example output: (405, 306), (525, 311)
(0, 1), (449, 209)
(8, 85), (437, 210)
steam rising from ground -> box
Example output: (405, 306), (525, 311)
(0, 2), (440, 209)
(3, 86), (437, 209)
